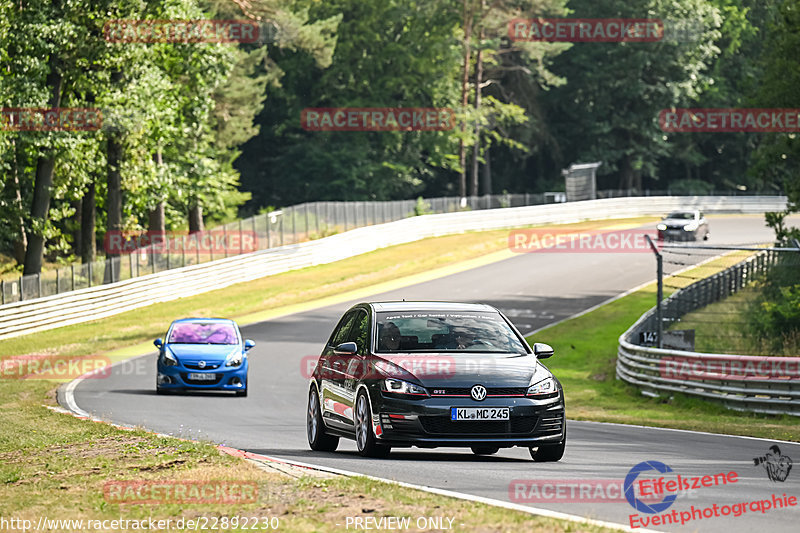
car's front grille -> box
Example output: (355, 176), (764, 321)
(181, 373), (223, 385)
(184, 363), (220, 370)
(430, 387), (527, 397)
(419, 416), (537, 435)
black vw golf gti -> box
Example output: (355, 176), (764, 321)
(306, 302), (565, 460)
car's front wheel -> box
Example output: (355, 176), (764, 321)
(529, 426), (566, 462)
(307, 388), (339, 452)
(355, 392), (390, 458)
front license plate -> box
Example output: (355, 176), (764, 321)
(188, 373), (216, 381)
(450, 407), (509, 421)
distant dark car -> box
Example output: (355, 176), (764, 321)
(657, 210), (709, 241)
(154, 318), (254, 396)
(306, 302), (566, 461)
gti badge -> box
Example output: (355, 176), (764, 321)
(470, 384), (487, 401)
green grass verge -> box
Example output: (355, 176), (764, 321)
(529, 252), (800, 441)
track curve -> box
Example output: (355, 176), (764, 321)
(68, 216), (800, 532)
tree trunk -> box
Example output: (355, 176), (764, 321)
(470, 1), (484, 197)
(72, 198), (82, 258)
(80, 181), (96, 264)
(149, 201), (165, 233)
(458, 0), (473, 198)
(106, 70), (124, 256)
(481, 144), (492, 195)
(618, 155), (633, 190)
(23, 56), (63, 275)
(188, 204), (204, 233)
(11, 139), (27, 265)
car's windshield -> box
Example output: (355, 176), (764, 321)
(167, 322), (238, 344)
(665, 212), (696, 220)
(375, 311), (528, 354)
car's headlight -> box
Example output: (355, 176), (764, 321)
(226, 354), (243, 367)
(382, 378), (429, 397)
(161, 349), (178, 367)
(683, 223), (698, 231)
(657, 223), (667, 231)
(527, 377), (557, 397)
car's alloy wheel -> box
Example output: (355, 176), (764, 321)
(471, 446), (499, 455)
(307, 388), (338, 451)
(354, 392), (390, 458)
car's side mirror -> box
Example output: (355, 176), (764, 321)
(533, 342), (554, 359)
(244, 339), (255, 351)
(154, 338), (163, 348)
(334, 342), (357, 355)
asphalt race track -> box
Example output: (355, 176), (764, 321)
(68, 216), (800, 532)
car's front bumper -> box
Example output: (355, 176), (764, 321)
(371, 392), (565, 448)
(157, 361), (248, 391)
(658, 228), (697, 241)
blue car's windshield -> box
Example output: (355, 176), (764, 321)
(375, 311), (528, 354)
(168, 322), (238, 345)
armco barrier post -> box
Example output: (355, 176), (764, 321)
(1, 279), (4, 305)
(645, 235), (663, 348)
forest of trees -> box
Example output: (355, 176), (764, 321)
(1, 0), (798, 275)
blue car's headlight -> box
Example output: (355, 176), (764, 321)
(226, 353), (244, 367)
(161, 349), (178, 367)
(526, 377), (557, 397)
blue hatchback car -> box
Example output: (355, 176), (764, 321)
(154, 318), (254, 396)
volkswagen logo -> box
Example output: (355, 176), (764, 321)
(470, 384), (487, 401)
(198, 361), (206, 368)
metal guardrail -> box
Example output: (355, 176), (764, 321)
(0, 195), (788, 341)
(0, 190), (781, 304)
(617, 250), (800, 416)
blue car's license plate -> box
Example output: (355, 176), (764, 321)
(188, 373), (216, 381)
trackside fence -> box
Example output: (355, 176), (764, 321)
(0, 195), (787, 341)
(617, 250), (800, 416)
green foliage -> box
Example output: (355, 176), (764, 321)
(413, 196), (433, 216)
(748, 255), (800, 352)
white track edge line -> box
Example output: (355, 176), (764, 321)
(245, 454), (663, 533)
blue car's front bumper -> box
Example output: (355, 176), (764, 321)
(157, 360), (248, 392)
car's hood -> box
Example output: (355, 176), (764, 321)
(166, 344), (240, 363)
(378, 353), (548, 388)
(662, 217), (697, 226)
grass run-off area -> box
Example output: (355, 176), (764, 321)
(2, 218), (660, 532)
